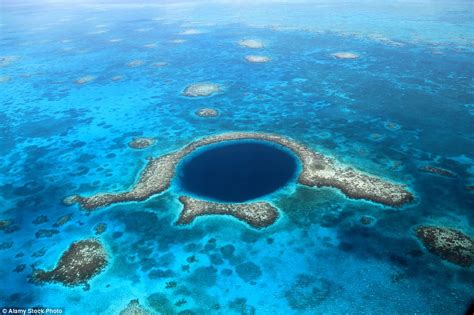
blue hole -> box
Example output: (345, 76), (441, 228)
(177, 141), (298, 202)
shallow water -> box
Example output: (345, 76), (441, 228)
(0, 0), (473, 314)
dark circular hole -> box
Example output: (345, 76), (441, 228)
(177, 141), (298, 202)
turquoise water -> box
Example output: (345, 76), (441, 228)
(1, 0), (473, 314)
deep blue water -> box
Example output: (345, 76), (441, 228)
(178, 141), (298, 202)
(0, 0), (473, 314)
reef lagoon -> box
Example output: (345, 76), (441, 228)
(1, 0), (473, 314)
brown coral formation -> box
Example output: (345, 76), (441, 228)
(196, 108), (219, 117)
(94, 223), (107, 235)
(419, 166), (456, 177)
(32, 239), (108, 286)
(74, 75), (96, 85)
(0, 219), (13, 231)
(128, 137), (155, 149)
(119, 299), (151, 315)
(415, 226), (474, 267)
(32, 215), (48, 225)
(66, 132), (413, 228)
(359, 215), (375, 225)
(0, 219), (19, 234)
(182, 83), (221, 97)
(53, 213), (73, 227)
(35, 229), (59, 239)
(177, 196), (279, 229)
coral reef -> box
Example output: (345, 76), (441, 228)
(53, 213), (73, 227)
(66, 132), (413, 228)
(239, 39), (264, 49)
(119, 299), (151, 315)
(195, 108), (219, 117)
(220, 244), (235, 258)
(359, 215), (375, 225)
(182, 83), (221, 97)
(177, 196), (279, 229)
(111, 75), (124, 81)
(74, 76), (96, 85)
(419, 166), (456, 177)
(151, 62), (168, 67)
(32, 248), (47, 258)
(126, 60), (144, 67)
(0, 242), (13, 250)
(128, 137), (155, 149)
(235, 261), (262, 282)
(32, 239), (108, 286)
(284, 274), (335, 311)
(245, 55), (271, 63)
(35, 229), (59, 239)
(94, 223), (107, 235)
(0, 55), (19, 67)
(331, 52), (359, 59)
(32, 215), (48, 225)
(0, 219), (13, 231)
(415, 226), (473, 267)
(165, 281), (177, 289)
(147, 293), (175, 314)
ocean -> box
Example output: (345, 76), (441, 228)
(0, 1), (473, 314)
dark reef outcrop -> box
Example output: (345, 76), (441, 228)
(195, 108), (219, 117)
(415, 226), (473, 267)
(35, 229), (59, 239)
(177, 196), (279, 229)
(359, 215), (375, 226)
(285, 274), (335, 311)
(53, 213), (73, 227)
(182, 83), (220, 97)
(94, 223), (107, 235)
(235, 261), (262, 282)
(32, 239), (108, 286)
(128, 137), (155, 149)
(0, 241), (13, 250)
(419, 166), (456, 177)
(32, 215), (48, 225)
(0, 219), (13, 231)
(119, 299), (151, 315)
